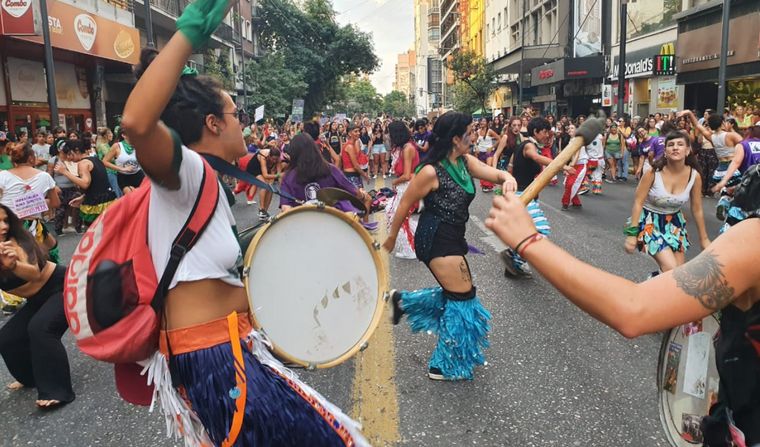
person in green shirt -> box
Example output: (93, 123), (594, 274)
(95, 127), (122, 197)
(0, 141), (14, 171)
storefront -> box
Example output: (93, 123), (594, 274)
(675, 0), (760, 113)
(530, 55), (604, 117)
(1, 0), (140, 134)
(607, 42), (682, 117)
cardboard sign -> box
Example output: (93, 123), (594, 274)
(13, 191), (48, 218)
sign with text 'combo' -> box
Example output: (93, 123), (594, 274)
(12, 0), (140, 64)
(0, 0), (41, 35)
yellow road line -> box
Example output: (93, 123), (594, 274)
(351, 177), (400, 446)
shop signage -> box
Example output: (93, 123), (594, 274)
(538, 69), (555, 80)
(15, 0), (139, 64)
(677, 12), (760, 73)
(0, 0), (40, 35)
(654, 55), (676, 76)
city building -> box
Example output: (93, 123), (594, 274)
(1, 0), (252, 135)
(464, 0), (484, 56)
(439, 0), (460, 108)
(394, 49), (417, 99)
(413, 0), (443, 116)
(675, 0), (760, 113)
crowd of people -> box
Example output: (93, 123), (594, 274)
(0, 5), (757, 441)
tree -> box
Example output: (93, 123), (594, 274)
(204, 49), (234, 91)
(383, 91), (415, 118)
(258, 0), (379, 116)
(331, 76), (382, 115)
(445, 49), (498, 114)
(243, 53), (308, 118)
(450, 81), (481, 115)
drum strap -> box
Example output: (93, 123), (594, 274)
(222, 312), (247, 447)
(201, 153), (303, 204)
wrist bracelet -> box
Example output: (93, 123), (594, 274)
(517, 233), (544, 258)
(514, 232), (538, 255)
(623, 225), (639, 237)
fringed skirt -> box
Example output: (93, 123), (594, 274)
(155, 312), (368, 447)
(399, 287), (491, 380)
(711, 160), (743, 186)
(385, 181), (417, 259)
(636, 208), (690, 255)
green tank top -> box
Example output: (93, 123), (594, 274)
(605, 134), (622, 153)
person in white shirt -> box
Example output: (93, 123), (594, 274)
(31, 131), (50, 171)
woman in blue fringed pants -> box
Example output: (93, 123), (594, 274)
(383, 112), (517, 381)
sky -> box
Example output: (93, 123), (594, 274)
(332, 0), (414, 94)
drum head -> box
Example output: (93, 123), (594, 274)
(657, 316), (721, 446)
(244, 205), (386, 368)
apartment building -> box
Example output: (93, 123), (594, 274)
(394, 49), (416, 99)
(413, 0), (443, 115)
(0, 0), (255, 134)
(439, 0), (460, 108)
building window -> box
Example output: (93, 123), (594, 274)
(497, 12), (502, 30)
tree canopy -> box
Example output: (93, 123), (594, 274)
(445, 50), (498, 114)
(253, 0), (380, 117)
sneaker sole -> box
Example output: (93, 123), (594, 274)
(427, 372), (446, 381)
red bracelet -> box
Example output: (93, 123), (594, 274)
(517, 233), (545, 258)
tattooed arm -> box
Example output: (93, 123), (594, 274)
(486, 192), (760, 338)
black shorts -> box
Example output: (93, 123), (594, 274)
(117, 171), (145, 190)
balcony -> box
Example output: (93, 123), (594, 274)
(57, 0), (134, 26)
(140, 0), (240, 45)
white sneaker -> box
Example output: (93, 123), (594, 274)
(247, 199), (257, 205)
(383, 174), (387, 179)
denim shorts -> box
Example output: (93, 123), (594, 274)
(605, 150), (623, 160)
(371, 144), (387, 155)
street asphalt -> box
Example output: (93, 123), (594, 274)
(0, 175), (724, 447)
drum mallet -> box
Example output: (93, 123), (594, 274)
(519, 114), (607, 205)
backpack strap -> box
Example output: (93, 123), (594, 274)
(151, 158), (220, 312)
(201, 153), (303, 205)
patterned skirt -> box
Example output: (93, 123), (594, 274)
(636, 208), (690, 255)
(385, 181), (417, 259)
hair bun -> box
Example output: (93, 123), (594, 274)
(134, 47), (159, 80)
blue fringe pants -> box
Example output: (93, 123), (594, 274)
(399, 287), (491, 380)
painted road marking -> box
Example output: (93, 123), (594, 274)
(350, 177), (400, 446)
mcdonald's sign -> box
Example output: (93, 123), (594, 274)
(654, 43), (676, 76)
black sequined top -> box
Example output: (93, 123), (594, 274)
(422, 160), (476, 226)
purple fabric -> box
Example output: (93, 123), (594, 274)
(740, 138), (760, 173)
(279, 165), (358, 208)
(650, 136), (666, 160)
(413, 131), (431, 148)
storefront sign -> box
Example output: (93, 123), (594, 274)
(0, 0), (40, 35)
(601, 84), (613, 107)
(15, 0), (139, 64)
(654, 55), (676, 76)
(538, 69), (555, 80)
(7, 57), (90, 108)
(677, 12), (760, 73)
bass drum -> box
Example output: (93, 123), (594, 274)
(243, 204), (388, 368)
(657, 315), (721, 446)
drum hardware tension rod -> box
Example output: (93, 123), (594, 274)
(242, 266), (250, 277)
(316, 201), (326, 209)
(359, 342), (369, 352)
(372, 241), (381, 251)
(383, 292), (390, 302)
(307, 363), (317, 371)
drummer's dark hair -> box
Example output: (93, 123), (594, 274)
(287, 133), (330, 184)
(388, 120), (411, 149)
(423, 111), (472, 166)
(134, 48), (226, 147)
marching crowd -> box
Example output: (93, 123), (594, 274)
(0, 57), (758, 445)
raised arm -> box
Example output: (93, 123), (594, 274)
(120, 0), (233, 189)
(463, 153), (516, 191)
(486, 193), (760, 338)
(492, 135), (508, 168)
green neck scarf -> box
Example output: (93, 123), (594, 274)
(441, 157), (474, 194)
(121, 140), (134, 155)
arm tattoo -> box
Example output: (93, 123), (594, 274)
(672, 250), (735, 311)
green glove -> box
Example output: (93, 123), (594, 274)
(176, 0), (230, 49)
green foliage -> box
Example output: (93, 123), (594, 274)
(330, 76), (383, 116)
(383, 91), (415, 118)
(257, 0), (379, 116)
(243, 53), (308, 117)
(445, 49), (497, 113)
(203, 49), (234, 90)
(450, 81), (481, 115)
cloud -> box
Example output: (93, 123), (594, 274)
(333, 0), (413, 94)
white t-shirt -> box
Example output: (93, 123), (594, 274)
(0, 170), (56, 218)
(148, 146), (243, 290)
(585, 135), (604, 159)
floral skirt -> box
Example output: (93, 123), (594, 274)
(636, 208), (690, 255)
(385, 181), (417, 259)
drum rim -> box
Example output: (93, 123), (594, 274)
(656, 314), (720, 447)
(243, 204), (388, 368)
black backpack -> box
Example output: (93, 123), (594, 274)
(732, 164), (760, 218)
